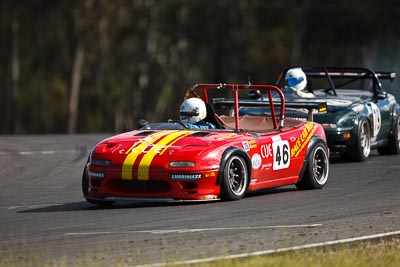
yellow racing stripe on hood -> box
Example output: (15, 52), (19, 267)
(121, 130), (178, 180)
(137, 130), (193, 180)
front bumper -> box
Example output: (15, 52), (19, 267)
(87, 168), (221, 201)
(324, 127), (354, 155)
(85, 195), (220, 203)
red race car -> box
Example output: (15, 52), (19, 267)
(82, 84), (329, 205)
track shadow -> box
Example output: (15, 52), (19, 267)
(17, 198), (217, 213)
(17, 186), (307, 214)
(244, 186), (298, 199)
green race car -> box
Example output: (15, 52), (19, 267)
(272, 66), (400, 161)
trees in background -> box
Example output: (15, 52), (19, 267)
(1, 0), (400, 134)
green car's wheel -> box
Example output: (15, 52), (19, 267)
(349, 118), (371, 161)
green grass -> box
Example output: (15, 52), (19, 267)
(176, 238), (400, 267)
(1, 238), (399, 267)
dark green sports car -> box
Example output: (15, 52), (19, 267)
(244, 66), (400, 161)
(277, 66), (400, 161)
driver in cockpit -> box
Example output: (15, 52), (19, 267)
(284, 67), (314, 98)
(180, 98), (216, 129)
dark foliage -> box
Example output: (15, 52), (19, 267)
(1, 0), (400, 134)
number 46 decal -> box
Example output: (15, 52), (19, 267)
(272, 140), (290, 170)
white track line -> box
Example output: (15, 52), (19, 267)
(0, 204), (63, 210)
(63, 224), (322, 236)
(0, 150), (75, 156)
(134, 230), (400, 267)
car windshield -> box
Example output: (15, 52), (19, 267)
(139, 122), (186, 130)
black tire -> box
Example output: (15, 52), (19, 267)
(377, 116), (400, 155)
(349, 118), (371, 161)
(296, 142), (329, 190)
(82, 166), (115, 206)
(82, 166), (89, 196)
(220, 155), (249, 201)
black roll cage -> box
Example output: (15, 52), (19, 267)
(275, 66), (396, 97)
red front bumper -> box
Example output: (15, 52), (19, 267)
(88, 169), (221, 201)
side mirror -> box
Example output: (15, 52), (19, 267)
(376, 91), (387, 100)
(248, 90), (263, 99)
(137, 119), (150, 129)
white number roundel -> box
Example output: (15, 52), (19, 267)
(272, 140), (290, 170)
(369, 103), (381, 138)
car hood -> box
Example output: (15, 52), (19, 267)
(90, 130), (245, 168)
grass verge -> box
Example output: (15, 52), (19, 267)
(1, 238), (399, 267)
(174, 238), (400, 267)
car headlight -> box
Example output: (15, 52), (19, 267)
(322, 123), (337, 129)
(351, 104), (364, 113)
(168, 161), (196, 168)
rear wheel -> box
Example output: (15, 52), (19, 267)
(349, 118), (370, 161)
(296, 143), (329, 190)
(82, 166), (115, 206)
(220, 155), (248, 201)
(377, 116), (400, 155)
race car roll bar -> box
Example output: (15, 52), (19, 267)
(187, 84), (286, 130)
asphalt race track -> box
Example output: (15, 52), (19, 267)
(1, 135), (400, 266)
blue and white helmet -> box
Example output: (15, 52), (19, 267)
(180, 98), (207, 124)
(285, 68), (307, 91)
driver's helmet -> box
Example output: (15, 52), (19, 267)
(180, 98), (207, 124)
(285, 67), (307, 91)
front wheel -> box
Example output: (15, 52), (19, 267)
(220, 155), (249, 201)
(296, 142), (329, 190)
(82, 166), (115, 206)
(82, 166), (89, 196)
(349, 118), (371, 161)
